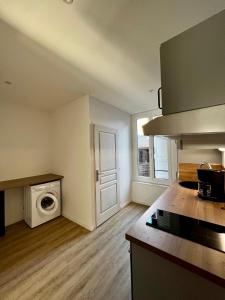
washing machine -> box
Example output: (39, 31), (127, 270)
(24, 180), (61, 228)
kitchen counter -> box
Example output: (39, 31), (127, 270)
(126, 181), (225, 288)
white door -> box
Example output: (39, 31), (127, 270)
(95, 125), (120, 226)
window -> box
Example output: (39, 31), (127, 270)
(153, 136), (169, 180)
(134, 113), (177, 185)
(137, 118), (150, 177)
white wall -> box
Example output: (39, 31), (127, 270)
(132, 182), (168, 206)
(51, 96), (94, 231)
(221, 151), (225, 168)
(89, 97), (132, 208)
(0, 100), (51, 225)
(1, 95), (131, 229)
(178, 149), (222, 164)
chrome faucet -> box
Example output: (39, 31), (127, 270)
(200, 162), (212, 169)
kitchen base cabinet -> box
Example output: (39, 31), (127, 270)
(130, 243), (225, 300)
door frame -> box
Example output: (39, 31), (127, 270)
(94, 125), (120, 226)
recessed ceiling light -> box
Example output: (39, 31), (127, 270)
(63, 0), (73, 4)
(4, 81), (12, 85)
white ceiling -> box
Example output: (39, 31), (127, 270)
(0, 0), (224, 113)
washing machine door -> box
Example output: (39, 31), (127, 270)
(36, 193), (59, 216)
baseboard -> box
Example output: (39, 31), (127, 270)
(120, 199), (131, 209)
(131, 199), (151, 207)
(62, 212), (95, 232)
(6, 216), (24, 227)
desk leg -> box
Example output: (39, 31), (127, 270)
(0, 191), (5, 236)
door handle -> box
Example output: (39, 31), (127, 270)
(96, 170), (99, 182)
(158, 87), (162, 109)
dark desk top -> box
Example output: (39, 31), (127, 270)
(0, 174), (63, 191)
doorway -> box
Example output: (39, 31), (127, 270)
(94, 125), (120, 226)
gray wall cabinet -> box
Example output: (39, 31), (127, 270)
(160, 10), (225, 115)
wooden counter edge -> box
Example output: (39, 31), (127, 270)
(126, 231), (225, 288)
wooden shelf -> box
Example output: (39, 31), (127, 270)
(0, 174), (63, 192)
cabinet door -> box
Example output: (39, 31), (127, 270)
(160, 10), (225, 115)
(130, 243), (225, 300)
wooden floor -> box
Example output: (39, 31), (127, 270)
(0, 203), (146, 300)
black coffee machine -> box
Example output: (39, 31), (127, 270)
(197, 168), (225, 201)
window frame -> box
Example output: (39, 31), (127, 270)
(132, 110), (177, 186)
